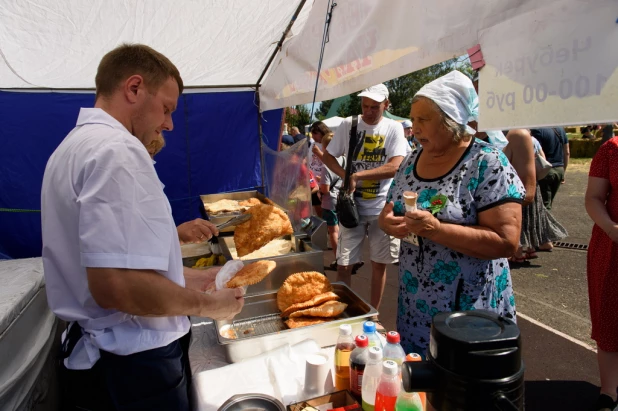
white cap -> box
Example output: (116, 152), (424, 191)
(339, 324), (352, 336)
(401, 120), (412, 128)
(382, 360), (398, 375)
(358, 84), (389, 103)
(368, 346), (383, 361)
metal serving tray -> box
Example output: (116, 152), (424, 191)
(219, 235), (324, 295)
(215, 283), (378, 363)
(200, 191), (277, 233)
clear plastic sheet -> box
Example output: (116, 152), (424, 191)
(262, 140), (312, 232)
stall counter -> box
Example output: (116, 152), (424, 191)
(189, 316), (336, 411)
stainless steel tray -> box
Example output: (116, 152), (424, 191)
(200, 191), (277, 233)
(215, 283), (378, 363)
(219, 235), (324, 295)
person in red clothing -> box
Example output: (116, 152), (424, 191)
(585, 137), (618, 411)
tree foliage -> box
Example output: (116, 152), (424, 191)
(315, 99), (334, 120)
(331, 57), (473, 119)
(337, 94), (361, 118)
(386, 57), (472, 118)
(285, 105), (312, 131)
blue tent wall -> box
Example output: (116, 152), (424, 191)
(0, 90), (282, 259)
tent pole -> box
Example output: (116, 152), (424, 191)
(256, 87), (266, 194)
(256, 0), (307, 86)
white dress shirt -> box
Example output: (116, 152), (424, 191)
(41, 108), (189, 370)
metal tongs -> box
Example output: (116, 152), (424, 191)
(216, 213), (252, 230)
(210, 213), (252, 254)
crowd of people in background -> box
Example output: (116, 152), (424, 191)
(282, 70), (617, 411)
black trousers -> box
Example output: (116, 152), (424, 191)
(59, 325), (192, 411)
(538, 166), (564, 211)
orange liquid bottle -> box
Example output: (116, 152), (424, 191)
(334, 324), (355, 391)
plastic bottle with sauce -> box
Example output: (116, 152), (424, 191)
(362, 321), (383, 350)
(349, 335), (369, 402)
(383, 332), (406, 374)
(334, 324), (355, 391)
(375, 361), (401, 411)
(396, 353), (426, 411)
(361, 346), (383, 411)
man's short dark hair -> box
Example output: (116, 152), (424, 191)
(95, 44), (184, 100)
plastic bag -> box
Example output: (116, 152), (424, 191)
(203, 260), (245, 294)
(262, 140), (311, 232)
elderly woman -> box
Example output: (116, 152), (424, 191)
(379, 71), (525, 355)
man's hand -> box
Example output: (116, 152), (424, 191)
(177, 218), (219, 244)
(184, 266), (220, 292)
(404, 209), (442, 239)
(378, 202), (409, 239)
(203, 288), (244, 320)
(348, 173), (358, 193)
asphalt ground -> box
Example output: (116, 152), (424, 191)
(322, 162), (603, 410)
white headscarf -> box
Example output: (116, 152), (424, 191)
(415, 70), (478, 134)
(414, 70), (508, 149)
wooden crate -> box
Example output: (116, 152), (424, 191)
(287, 391), (361, 411)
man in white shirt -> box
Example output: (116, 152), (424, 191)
(41, 44), (243, 410)
(322, 84), (410, 309)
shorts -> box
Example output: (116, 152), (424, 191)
(322, 209), (339, 226)
(336, 214), (400, 265)
(311, 192), (321, 206)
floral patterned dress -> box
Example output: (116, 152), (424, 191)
(387, 139), (525, 356)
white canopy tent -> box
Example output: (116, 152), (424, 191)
(0, 0), (312, 90)
(321, 116), (344, 132)
(2, 0), (615, 130)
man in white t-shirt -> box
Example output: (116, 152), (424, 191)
(322, 84), (410, 309)
(41, 44), (243, 410)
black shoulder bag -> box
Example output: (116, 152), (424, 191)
(336, 116), (363, 228)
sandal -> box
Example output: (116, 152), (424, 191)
(508, 256), (529, 267)
(524, 250), (539, 260)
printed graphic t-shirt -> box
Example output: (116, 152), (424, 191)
(326, 116), (410, 215)
(308, 141), (324, 179)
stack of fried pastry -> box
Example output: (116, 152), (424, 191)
(276, 272), (348, 329)
(204, 198), (262, 215)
